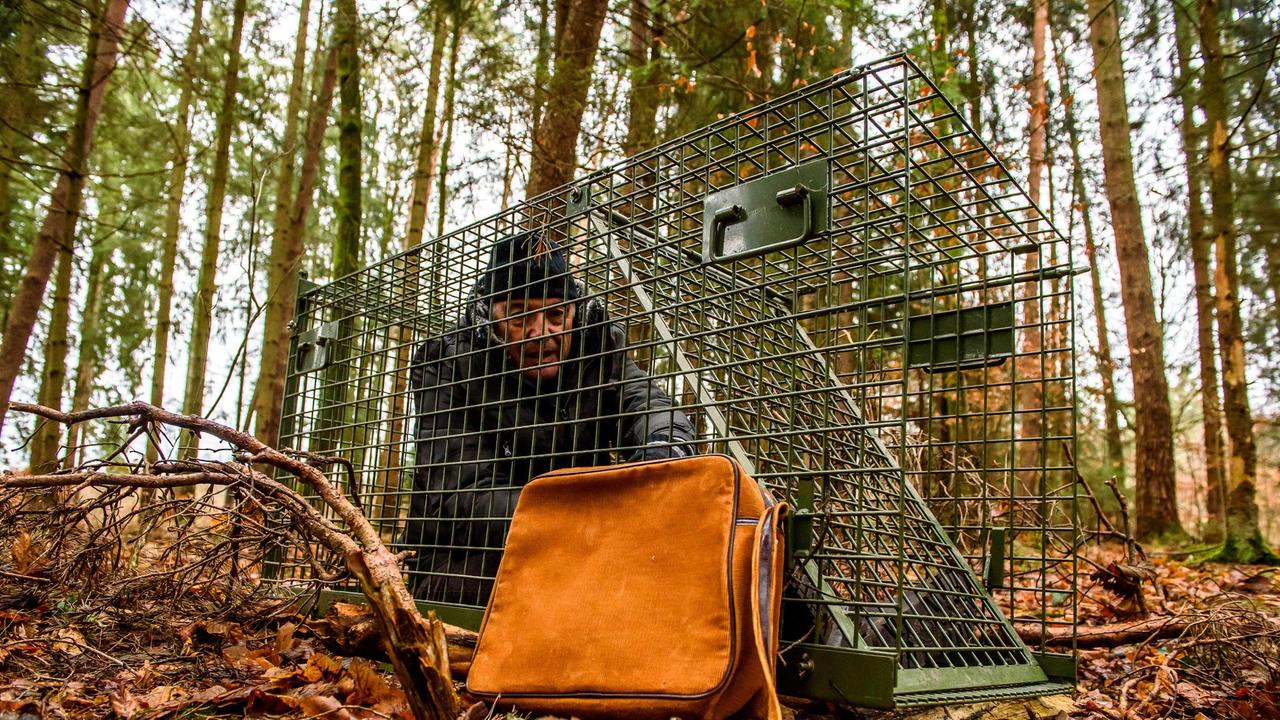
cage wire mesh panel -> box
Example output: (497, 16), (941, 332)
(271, 54), (1078, 708)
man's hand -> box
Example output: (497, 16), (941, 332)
(626, 436), (691, 463)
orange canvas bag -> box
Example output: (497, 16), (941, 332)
(466, 454), (789, 720)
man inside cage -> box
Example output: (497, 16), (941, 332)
(401, 230), (696, 603)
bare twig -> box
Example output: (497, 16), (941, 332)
(7, 401), (460, 720)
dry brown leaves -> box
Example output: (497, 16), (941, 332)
(0, 600), (417, 719)
(1072, 547), (1280, 720)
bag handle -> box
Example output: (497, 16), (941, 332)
(750, 502), (790, 720)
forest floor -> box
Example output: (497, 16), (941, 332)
(0, 516), (1277, 720)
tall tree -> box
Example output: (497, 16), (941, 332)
(28, 239), (73, 472)
(251, 0), (318, 448)
(404, 6), (449, 249)
(146, 0), (204, 462)
(251, 43), (339, 451)
(1084, 0), (1183, 540)
(433, 10), (462, 241)
(178, 0), (249, 457)
(525, 0), (610, 198)
(332, 0), (362, 279)
(1052, 32), (1125, 482)
(1016, 0), (1049, 493)
(1173, 0), (1226, 539)
(64, 233), (111, 467)
(622, 0), (663, 158)
(0, 0), (41, 315)
(0, 0), (129, 432)
(1197, 0), (1275, 562)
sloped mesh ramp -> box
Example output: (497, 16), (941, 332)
(270, 54), (1077, 708)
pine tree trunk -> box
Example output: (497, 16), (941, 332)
(405, 8), (448, 250)
(1016, 0), (1049, 495)
(0, 0), (129, 432)
(1173, 0), (1226, 541)
(332, 0), (362, 280)
(252, 45), (339, 450)
(251, 0), (316, 449)
(525, 0), (610, 198)
(313, 0), (362, 457)
(178, 0), (247, 458)
(530, 0), (552, 152)
(1196, 0), (1274, 562)
(1084, 0), (1183, 541)
(1052, 31), (1125, 483)
(29, 245), (73, 473)
(64, 237), (110, 467)
(433, 15), (462, 241)
(960, 0), (982, 133)
(0, 0), (39, 318)
(146, 0), (205, 463)
(622, 0), (662, 158)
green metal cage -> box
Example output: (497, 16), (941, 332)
(272, 54), (1079, 708)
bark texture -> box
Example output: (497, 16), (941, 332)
(65, 237), (110, 466)
(29, 246), (73, 473)
(1196, 0), (1275, 562)
(622, 0), (662, 158)
(179, 0), (248, 457)
(252, 0), (319, 450)
(1053, 32), (1125, 481)
(433, 13), (462, 241)
(252, 46), (339, 451)
(1173, 0), (1226, 540)
(1085, 0), (1182, 540)
(1016, 0), (1049, 494)
(0, 0), (129, 432)
(332, 0), (363, 280)
(0, 0), (39, 314)
(404, 8), (448, 250)
(525, 0), (611, 198)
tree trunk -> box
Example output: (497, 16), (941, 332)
(1052, 31), (1124, 483)
(313, 0), (362, 456)
(251, 0), (318, 449)
(405, 8), (448, 250)
(1196, 0), (1274, 563)
(960, 0), (982, 133)
(0, 0), (129, 433)
(146, 0), (205, 463)
(530, 0), (553, 154)
(1016, 0), (1049, 495)
(622, 0), (662, 158)
(332, 0), (362, 280)
(434, 14), (462, 241)
(29, 245), (73, 473)
(1172, 0), (1226, 541)
(252, 45), (339, 451)
(525, 0), (610, 198)
(65, 237), (110, 467)
(0, 0), (39, 319)
(1084, 0), (1182, 541)
(178, 0), (248, 458)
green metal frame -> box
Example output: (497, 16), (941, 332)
(269, 53), (1079, 709)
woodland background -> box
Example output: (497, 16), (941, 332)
(0, 0), (1278, 560)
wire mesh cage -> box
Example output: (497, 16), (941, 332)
(271, 54), (1079, 708)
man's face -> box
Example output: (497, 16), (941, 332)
(491, 297), (576, 381)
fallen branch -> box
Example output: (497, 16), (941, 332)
(1016, 615), (1193, 648)
(319, 601), (478, 678)
(6, 401), (461, 720)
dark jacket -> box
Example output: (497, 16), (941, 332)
(401, 296), (695, 606)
